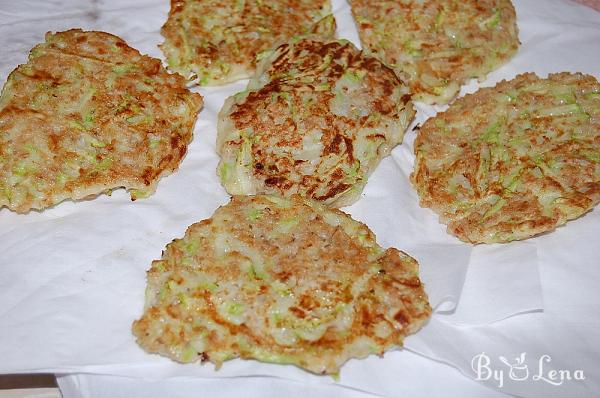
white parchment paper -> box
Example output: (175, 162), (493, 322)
(1, 0), (599, 396)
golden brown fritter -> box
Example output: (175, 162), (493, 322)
(0, 29), (203, 213)
(133, 195), (431, 375)
(160, 0), (335, 85)
(412, 72), (600, 243)
(349, 0), (519, 104)
(217, 37), (415, 207)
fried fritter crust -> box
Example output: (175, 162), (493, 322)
(412, 72), (600, 243)
(0, 29), (203, 213)
(349, 0), (519, 104)
(217, 38), (415, 207)
(133, 195), (431, 375)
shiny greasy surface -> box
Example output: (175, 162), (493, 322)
(0, 29), (202, 213)
(349, 0), (519, 104)
(132, 195), (431, 375)
(217, 38), (415, 207)
(412, 73), (600, 243)
(161, 0), (334, 85)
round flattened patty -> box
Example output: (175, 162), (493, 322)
(412, 72), (600, 243)
(0, 29), (203, 213)
(216, 37), (415, 207)
(349, 0), (519, 104)
(132, 195), (431, 375)
(161, 0), (335, 85)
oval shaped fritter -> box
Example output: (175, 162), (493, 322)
(132, 195), (431, 375)
(0, 29), (203, 213)
(161, 0), (335, 85)
(216, 38), (415, 207)
(412, 72), (600, 243)
(349, 0), (519, 104)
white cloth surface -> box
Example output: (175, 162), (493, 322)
(0, 0), (598, 397)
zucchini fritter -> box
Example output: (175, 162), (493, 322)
(0, 29), (202, 213)
(133, 195), (431, 375)
(412, 73), (600, 243)
(217, 37), (415, 207)
(349, 0), (519, 104)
